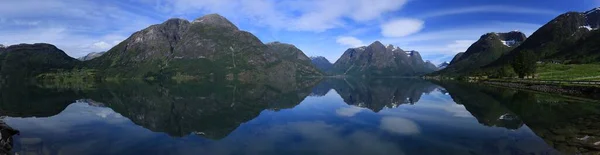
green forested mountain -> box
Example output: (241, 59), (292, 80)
(431, 8), (600, 77)
(435, 31), (527, 76)
(0, 14), (322, 82)
(0, 43), (79, 80)
(480, 8), (600, 73)
(449, 52), (464, 64)
(332, 41), (437, 76)
(80, 14), (322, 80)
(550, 28), (600, 63)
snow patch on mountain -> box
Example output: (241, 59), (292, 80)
(500, 40), (517, 47)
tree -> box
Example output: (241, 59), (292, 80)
(512, 50), (537, 78)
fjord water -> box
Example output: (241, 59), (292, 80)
(1, 79), (599, 155)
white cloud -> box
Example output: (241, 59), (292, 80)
(155, 0), (408, 32)
(418, 5), (560, 19)
(380, 117), (420, 135)
(381, 19), (424, 37)
(336, 36), (365, 48)
(92, 42), (112, 50)
(336, 106), (365, 117)
(0, 0), (159, 57)
(447, 40), (476, 53)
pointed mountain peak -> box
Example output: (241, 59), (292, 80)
(165, 18), (189, 23)
(310, 56), (331, 62)
(409, 50), (421, 56)
(370, 41), (384, 46)
(586, 7), (600, 15)
(368, 41), (386, 49)
(192, 14), (238, 30)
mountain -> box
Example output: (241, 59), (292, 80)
(425, 61), (439, 71)
(482, 8), (600, 71)
(326, 78), (438, 112)
(332, 41), (436, 76)
(87, 14), (321, 80)
(435, 31), (527, 75)
(449, 52), (464, 64)
(310, 56), (333, 73)
(265, 42), (322, 77)
(438, 62), (449, 69)
(78, 51), (106, 61)
(551, 29), (600, 63)
(0, 43), (79, 79)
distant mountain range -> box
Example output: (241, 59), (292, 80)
(3, 7), (600, 80)
(78, 52), (105, 61)
(330, 41), (437, 76)
(438, 62), (449, 69)
(310, 56), (333, 73)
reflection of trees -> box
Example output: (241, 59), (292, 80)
(0, 78), (319, 140)
(81, 80), (318, 140)
(436, 81), (524, 130)
(316, 78), (438, 112)
(438, 81), (600, 154)
(0, 81), (79, 118)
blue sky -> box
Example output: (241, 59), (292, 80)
(0, 0), (596, 64)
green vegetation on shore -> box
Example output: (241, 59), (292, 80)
(537, 63), (600, 81)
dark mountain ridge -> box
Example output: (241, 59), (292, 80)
(435, 31), (527, 76)
(0, 43), (79, 80)
(482, 8), (600, 71)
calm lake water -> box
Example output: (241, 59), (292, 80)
(1, 78), (600, 155)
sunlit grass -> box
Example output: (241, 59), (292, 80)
(537, 64), (600, 81)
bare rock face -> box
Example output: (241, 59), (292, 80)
(192, 14), (239, 30)
(332, 41), (436, 76)
(88, 14), (321, 80)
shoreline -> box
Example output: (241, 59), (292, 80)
(477, 79), (600, 100)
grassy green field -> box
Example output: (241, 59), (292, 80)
(537, 64), (600, 81)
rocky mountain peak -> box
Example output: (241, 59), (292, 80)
(369, 41), (386, 49)
(266, 41), (292, 46)
(585, 7), (600, 15)
(310, 56), (328, 60)
(78, 51), (106, 61)
(438, 62), (450, 69)
(192, 14), (239, 30)
(496, 31), (527, 47)
(409, 51), (422, 58)
(164, 18), (190, 25)
(310, 56), (333, 72)
(585, 7), (600, 29)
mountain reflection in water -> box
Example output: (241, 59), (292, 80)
(0, 78), (599, 154)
